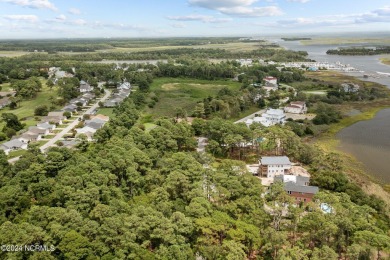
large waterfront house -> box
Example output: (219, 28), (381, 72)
(259, 156), (292, 178)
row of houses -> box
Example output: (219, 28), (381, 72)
(1, 122), (56, 155)
(104, 82), (131, 107)
(0, 81), (97, 155)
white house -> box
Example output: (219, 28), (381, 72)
(263, 76), (278, 85)
(259, 156), (292, 178)
(258, 109), (286, 127)
(341, 83), (360, 93)
(117, 82), (131, 90)
(284, 101), (307, 114)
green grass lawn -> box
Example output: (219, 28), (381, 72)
(8, 149), (28, 159)
(96, 108), (114, 117)
(147, 78), (241, 117)
(144, 123), (157, 132)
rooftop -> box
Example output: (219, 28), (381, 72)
(260, 156), (291, 165)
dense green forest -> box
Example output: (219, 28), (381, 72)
(1, 96), (389, 259)
(0, 38), (242, 52)
(326, 46), (390, 55)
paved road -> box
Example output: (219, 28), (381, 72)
(39, 89), (111, 152)
(234, 109), (266, 124)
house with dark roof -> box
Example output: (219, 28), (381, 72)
(1, 139), (28, 155)
(259, 156), (292, 178)
(274, 175), (319, 203)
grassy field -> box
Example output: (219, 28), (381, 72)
(95, 41), (267, 53)
(0, 51), (31, 57)
(305, 71), (386, 89)
(0, 79), (58, 131)
(147, 78), (241, 117)
(301, 37), (390, 45)
(381, 57), (390, 66)
(96, 108), (114, 117)
(0, 83), (13, 91)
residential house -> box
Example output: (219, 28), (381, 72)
(263, 76), (278, 85)
(69, 98), (88, 107)
(104, 98), (122, 108)
(341, 83), (360, 93)
(117, 82), (131, 90)
(274, 175), (319, 203)
(0, 97), (11, 109)
(82, 93), (95, 100)
(1, 139), (28, 155)
(79, 80), (94, 93)
(85, 120), (105, 130)
(28, 127), (49, 136)
(251, 109), (286, 127)
(62, 104), (78, 114)
(284, 101), (307, 114)
(18, 132), (42, 143)
(259, 156), (292, 178)
(37, 122), (56, 132)
(76, 126), (97, 141)
(41, 111), (66, 125)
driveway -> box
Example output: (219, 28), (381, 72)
(234, 109), (266, 124)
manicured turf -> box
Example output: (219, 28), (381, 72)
(96, 108), (114, 117)
(147, 78), (241, 117)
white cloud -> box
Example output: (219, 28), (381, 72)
(286, 0), (310, 3)
(68, 8), (81, 15)
(188, 0), (282, 17)
(218, 6), (283, 17)
(268, 6), (390, 28)
(189, 0), (257, 9)
(3, 14), (39, 23)
(55, 14), (66, 21)
(2, 0), (57, 11)
(167, 14), (232, 23)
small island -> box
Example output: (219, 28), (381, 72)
(281, 37), (312, 41)
(327, 46), (390, 55)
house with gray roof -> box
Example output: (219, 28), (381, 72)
(18, 132), (42, 143)
(80, 80), (94, 93)
(28, 126), (50, 136)
(0, 97), (11, 109)
(274, 175), (319, 203)
(37, 122), (56, 132)
(1, 139), (28, 155)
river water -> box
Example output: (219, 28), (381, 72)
(277, 39), (390, 182)
(276, 40), (390, 88)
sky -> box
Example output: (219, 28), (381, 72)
(0, 0), (389, 39)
